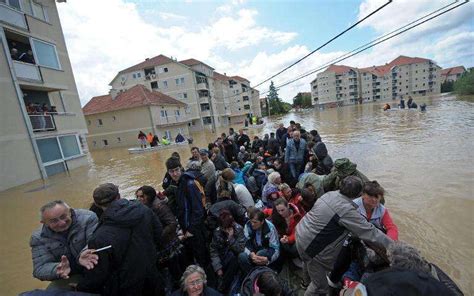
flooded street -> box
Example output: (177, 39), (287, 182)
(0, 94), (472, 295)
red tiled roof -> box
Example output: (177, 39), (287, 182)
(83, 84), (186, 115)
(324, 64), (357, 75)
(440, 66), (466, 76)
(389, 55), (430, 67)
(231, 75), (250, 83)
(213, 71), (230, 81)
(118, 54), (174, 74)
(179, 58), (215, 70)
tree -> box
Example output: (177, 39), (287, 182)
(454, 69), (474, 95)
(441, 80), (454, 93)
(293, 92), (312, 108)
(266, 81), (285, 115)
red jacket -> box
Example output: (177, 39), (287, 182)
(263, 203), (302, 244)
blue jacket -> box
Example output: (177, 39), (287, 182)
(177, 171), (206, 232)
(243, 220), (280, 264)
(232, 168), (246, 185)
(285, 138), (307, 163)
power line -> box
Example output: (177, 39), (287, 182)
(289, 0), (459, 83)
(252, 0), (393, 88)
(259, 0), (468, 97)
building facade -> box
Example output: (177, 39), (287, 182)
(311, 56), (442, 108)
(0, 0), (89, 191)
(83, 85), (189, 149)
(440, 66), (466, 83)
(107, 55), (261, 131)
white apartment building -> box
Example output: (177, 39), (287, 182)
(316, 65), (359, 108)
(108, 54), (261, 131)
(312, 56), (442, 108)
(0, 0), (89, 191)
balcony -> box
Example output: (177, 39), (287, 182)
(196, 82), (208, 90)
(13, 61), (42, 82)
(157, 115), (187, 126)
(29, 114), (56, 132)
(0, 3), (27, 29)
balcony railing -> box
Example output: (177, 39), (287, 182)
(0, 3), (27, 29)
(13, 61), (42, 82)
(29, 114), (56, 132)
(196, 82), (208, 90)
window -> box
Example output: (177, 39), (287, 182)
(103, 140), (108, 146)
(137, 72), (141, 78)
(59, 135), (81, 158)
(178, 93), (183, 99)
(244, 105), (250, 110)
(36, 135), (82, 175)
(93, 140), (97, 147)
(151, 81), (158, 89)
(183, 92), (188, 98)
(32, 1), (47, 21)
(201, 103), (210, 111)
(133, 74), (136, 79)
(165, 130), (171, 139)
(117, 137), (121, 143)
(175, 77), (185, 85)
(203, 116), (212, 125)
(31, 39), (61, 70)
(112, 116), (116, 121)
(161, 110), (167, 118)
(97, 119), (103, 126)
(87, 120), (91, 125)
(175, 110), (180, 116)
(163, 81), (168, 88)
(3, 0), (20, 10)
(36, 138), (62, 163)
(164, 67), (168, 72)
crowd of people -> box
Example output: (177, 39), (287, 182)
(25, 121), (463, 296)
(383, 95), (427, 112)
(137, 131), (191, 149)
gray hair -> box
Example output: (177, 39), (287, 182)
(180, 264), (207, 291)
(267, 172), (281, 184)
(278, 183), (290, 191)
(387, 241), (430, 274)
(40, 200), (70, 219)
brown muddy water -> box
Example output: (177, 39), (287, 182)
(0, 94), (472, 295)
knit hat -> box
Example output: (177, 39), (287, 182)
(199, 148), (209, 156)
(93, 183), (119, 206)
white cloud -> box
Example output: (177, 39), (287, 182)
(57, 0), (297, 106)
(57, 0), (472, 107)
(158, 12), (187, 21)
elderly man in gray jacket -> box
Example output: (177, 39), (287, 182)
(29, 200), (98, 288)
(296, 176), (392, 296)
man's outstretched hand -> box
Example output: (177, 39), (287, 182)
(79, 249), (99, 270)
(56, 255), (71, 279)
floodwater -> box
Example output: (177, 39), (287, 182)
(0, 94), (472, 295)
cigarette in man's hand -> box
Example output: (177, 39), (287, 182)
(92, 245), (112, 253)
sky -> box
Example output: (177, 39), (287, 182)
(57, 0), (474, 105)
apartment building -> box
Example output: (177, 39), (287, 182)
(83, 85), (188, 149)
(0, 0), (89, 191)
(316, 65), (359, 108)
(312, 56), (442, 108)
(440, 66), (466, 82)
(108, 54), (261, 131)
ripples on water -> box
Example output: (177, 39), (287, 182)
(0, 95), (472, 295)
